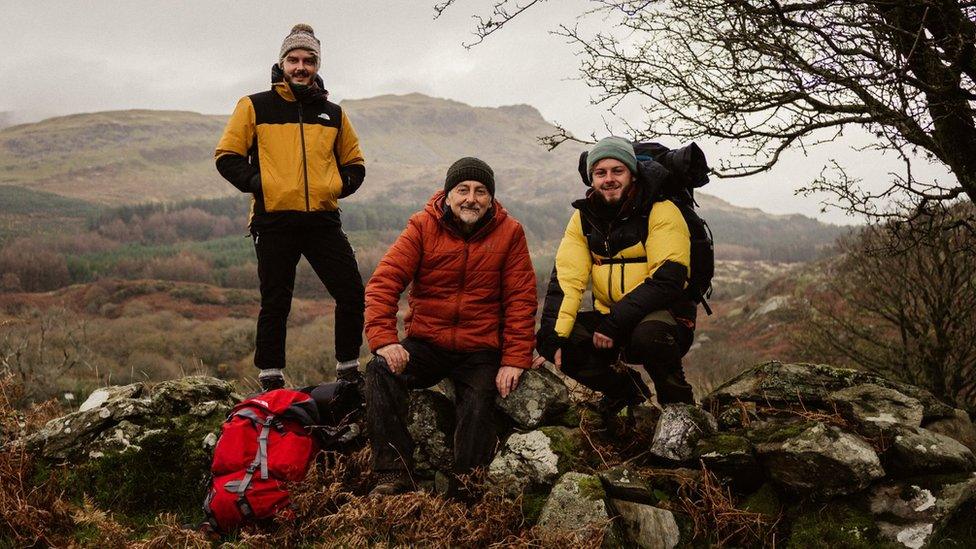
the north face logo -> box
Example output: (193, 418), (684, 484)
(318, 113), (331, 121)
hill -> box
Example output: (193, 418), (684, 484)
(0, 95), (845, 260)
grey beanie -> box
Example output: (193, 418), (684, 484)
(279, 24), (321, 66)
(445, 157), (495, 196)
(587, 137), (638, 179)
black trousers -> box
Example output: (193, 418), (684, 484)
(253, 225), (365, 368)
(560, 310), (695, 405)
(365, 337), (500, 475)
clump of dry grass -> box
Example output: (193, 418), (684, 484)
(270, 449), (606, 548)
(669, 465), (780, 547)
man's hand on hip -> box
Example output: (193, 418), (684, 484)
(496, 366), (524, 398)
(376, 343), (409, 374)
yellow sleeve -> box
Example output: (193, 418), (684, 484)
(646, 200), (690, 283)
(215, 97), (256, 159)
(336, 109), (365, 166)
(553, 211), (593, 337)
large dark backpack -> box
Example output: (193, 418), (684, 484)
(578, 141), (715, 315)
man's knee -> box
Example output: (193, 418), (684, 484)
(629, 320), (681, 360)
(366, 355), (394, 381)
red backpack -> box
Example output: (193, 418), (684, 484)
(203, 389), (320, 533)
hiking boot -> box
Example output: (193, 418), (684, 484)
(596, 394), (644, 430)
(370, 470), (412, 496)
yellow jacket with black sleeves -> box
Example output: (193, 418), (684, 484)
(536, 183), (693, 360)
(214, 81), (365, 230)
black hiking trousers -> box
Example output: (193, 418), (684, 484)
(365, 337), (500, 475)
(560, 310), (695, 405)
(253, 225), (365, 369)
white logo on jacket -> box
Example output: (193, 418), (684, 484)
(318, 113), (331, 120)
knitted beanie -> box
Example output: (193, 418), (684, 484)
(586, 137), (638, 179)
(444, 157), (495, 196)
(279, 24), (321, 66)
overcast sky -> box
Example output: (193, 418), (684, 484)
(1, 0), (943, 225)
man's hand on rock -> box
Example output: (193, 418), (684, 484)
(532, 349), (562, 370)
(376, 344), (409, 374)
(496, 366), (524, 398)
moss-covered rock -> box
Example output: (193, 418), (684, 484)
(698, 433), (763, 492)
(24, 376), (238, 530)
(489, 427), (584, 495)
(753, 422), (884, 498)
(538, 472), (617, 545)
(705, 361), (955, 422)
(741, 483), (782, 518)
(495, 367), (570, 430)
(787, 501), (895, 549)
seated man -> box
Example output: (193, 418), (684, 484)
(364, 157), (537, 495)
(534, 137), (697, 418)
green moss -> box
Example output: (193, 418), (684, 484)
(557, 406), (581, 427)
(47, 414), (222, 531)
(787, 502), (897, 549)
(521, 490), (548, 525)
(742, 484), (781, 517)
(576, 475), (605, 501)
(539, 426), (582, 473)
(698, 434), (751, 456)
(747, 421), (816, 445)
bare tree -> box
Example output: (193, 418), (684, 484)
(434, 1), (976, 224)
(795, 201), (976, 411)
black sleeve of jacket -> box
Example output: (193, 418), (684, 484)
(535, 265), (569, 361)
(215, 154), (261, 194)
(338, 164), (366, 198)
(597, 260), (687, 341)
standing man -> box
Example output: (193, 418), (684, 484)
(215, 24), (366, 391)
(364, 158), (537, 496)
(535, 137), (697, 418)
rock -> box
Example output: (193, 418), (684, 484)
(923, 408), (976, 453)
(867, 475), (976, 548)
(830, 383), (924, 434)
(78, 382), (144, 412)
(149, 375), (234, 415)
(407, 389), (456, 476)
(599, 465), (655, 503)
(751, 421), (884, 497)
(488, 426), (582, 494)
(21, 375), (238, 518)
(705, 361), (955, 422)
(883, 425), (976, 477)
(26, 407), (118, 460)
(538, 472), (616, 543)
(609, 499), (681, 549)
(495, 367), (570, 430)
(697, 433), (763, 491)
(650, 404), (717, 462)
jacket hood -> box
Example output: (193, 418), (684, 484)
(423, 190), (508, 239)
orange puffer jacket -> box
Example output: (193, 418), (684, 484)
(365, 191), (537, 368)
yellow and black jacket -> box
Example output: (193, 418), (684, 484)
(215, 79), (365, 230)
(537, 180), (694, 359)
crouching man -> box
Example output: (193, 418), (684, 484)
(534, 137), (697, 419)
(364, 158), (537, 495)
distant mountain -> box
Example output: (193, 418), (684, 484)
(0, 95), (845, 260)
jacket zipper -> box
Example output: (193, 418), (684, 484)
(298, 103), (310, 211)
(605, 221), (616, 304)
(452, 243), (469, 349)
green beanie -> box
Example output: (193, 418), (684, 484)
(587, 137), (637, 179)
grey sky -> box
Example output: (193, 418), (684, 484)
(1, 0), (939, 224)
